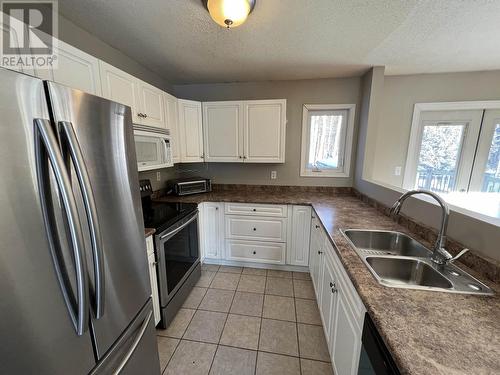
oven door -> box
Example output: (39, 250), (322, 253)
(155, 211), (200, 306)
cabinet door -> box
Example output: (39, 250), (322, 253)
(203, 102), (243, 162)
(288, 205), (311, 266)
(147, 253), (161, 326)
(244, 99), (286, 163)
(331, 291), (362, 375)
(178, 99), (204, 162)
(99, 61), (141, 123)
(164, 92), (180, 163)
(138, 82), (166, 128)
(319, 257), (337, 350)
(202, 203), (224, 259)
(309, 217), (323, 293)
(50, 41), (101, 95)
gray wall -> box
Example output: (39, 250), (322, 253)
(173, 77), (362, 186)
(355, 69), (500, 262)
(58, 14), (173, 92)
(371, 70), (500, 187)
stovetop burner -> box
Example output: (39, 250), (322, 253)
(142, 201), (198, 233)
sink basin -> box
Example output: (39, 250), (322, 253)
(343, 230), (431, 257)
(365, 257), (453, 289)
(341, 229), (494, 295)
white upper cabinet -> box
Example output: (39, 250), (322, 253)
(99, 61), (141, 123)
(164, 92), (180, 163)
(50, 41), (101, 96)
(100, 61), (167, 128)
(244, 99), (286, 163)
(178, 99), (204, 162)
(203, 102), (244, 162)
(137, 81), (166, 128)
(202, 99), (286, 163)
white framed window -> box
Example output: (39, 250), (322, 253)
(403, 101), (500, 194)
(300, 104), (355, 177)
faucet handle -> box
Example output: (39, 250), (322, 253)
(448, 248), (469, 263)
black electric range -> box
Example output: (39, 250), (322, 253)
(139, 179), (201, 329)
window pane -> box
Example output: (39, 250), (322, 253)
(481, 123), (500, 192)
(308, 112), (344, 171)
(415, 124), (464, 193)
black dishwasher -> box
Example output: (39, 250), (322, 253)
(358, 314), (400, 375)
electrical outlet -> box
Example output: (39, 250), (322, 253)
(156, 171), (161, 181)
(394, 166), (402, 176)
(271, 171), (277, 180)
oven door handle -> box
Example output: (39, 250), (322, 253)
(160, 213), (198, 240)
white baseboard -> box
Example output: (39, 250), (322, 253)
(202, 258), (310, 273)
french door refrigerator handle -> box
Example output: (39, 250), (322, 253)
(114, 310), (152, 374)
(34, 118), (89, 336)
(58, 120), (105, 319)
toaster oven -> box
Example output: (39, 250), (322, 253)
(168, 178), (212, 196)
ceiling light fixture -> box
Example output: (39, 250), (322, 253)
(203, 0), (256, 29)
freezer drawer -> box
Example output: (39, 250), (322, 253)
(90, 300), (160, 375)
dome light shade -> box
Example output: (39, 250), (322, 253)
(205, 0), (255, 28)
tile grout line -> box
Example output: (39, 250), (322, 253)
(255, 274), (268, 375)
(206, 270), (242, 375)
(291, 273), (303, 375)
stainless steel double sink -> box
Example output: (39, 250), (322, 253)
(342, 230), (493, 295)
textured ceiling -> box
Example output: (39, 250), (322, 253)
(59, 0), (500, 84)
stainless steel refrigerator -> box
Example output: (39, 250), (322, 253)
(0, 68), (161, 374)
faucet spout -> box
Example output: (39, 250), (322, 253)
(390, 189), (452, 265)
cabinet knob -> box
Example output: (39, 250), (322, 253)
(243, 156), (247, 159)
(144, 114), (148, 118)
(318, 250), (323, 255)
(331, 285), (338, 294)
(215, 207), (218, 210)
(239, 156), (242, 159)
(329, 281), (334, 288)
(252, 208), (256, 212)
(315, 225), (320, 229)
(253, 228), (257, 231)
(253, 251), (256, 255)
(200, 154), (204, 158)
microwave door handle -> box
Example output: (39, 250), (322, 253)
(34, 118), (89, 336)
(160, 213), (198, 240)
(163, 138), (171, 165)
(58, 121), (105, 319)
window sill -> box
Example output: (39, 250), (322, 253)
(300, 170), (350, 178)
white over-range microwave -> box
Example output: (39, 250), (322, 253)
(134, 125), (173, 172)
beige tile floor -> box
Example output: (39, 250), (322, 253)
(156, 264), (333, 375)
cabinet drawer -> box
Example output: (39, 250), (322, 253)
(226, 240), (285, 264)
(226, 216), (286, 242)
(225, 203), (287, 217)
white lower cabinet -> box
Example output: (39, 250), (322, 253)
(287, 205), (311, 266)
(146, 236), (160, 326)
(310, 218), (366, 375)
(199, 202), (224, 260)
(226, 240), (285, 264)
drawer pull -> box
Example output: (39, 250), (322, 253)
(253, 228), (257, 231)
(253, 251), (256, 255)
(252, 208), (257, 212)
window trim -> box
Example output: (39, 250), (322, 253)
(300, 104), (356, 178)
(403, 101), (500, 191)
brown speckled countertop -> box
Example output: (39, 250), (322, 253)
(144, 228), (156, 237)
(157, 190), (500, 375)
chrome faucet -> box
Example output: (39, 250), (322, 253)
(389, 189), (469, 265)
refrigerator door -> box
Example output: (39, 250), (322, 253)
(89, 300), (160, 375)
(0, 69), (96, 374)
(46, 82), (152, 358)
